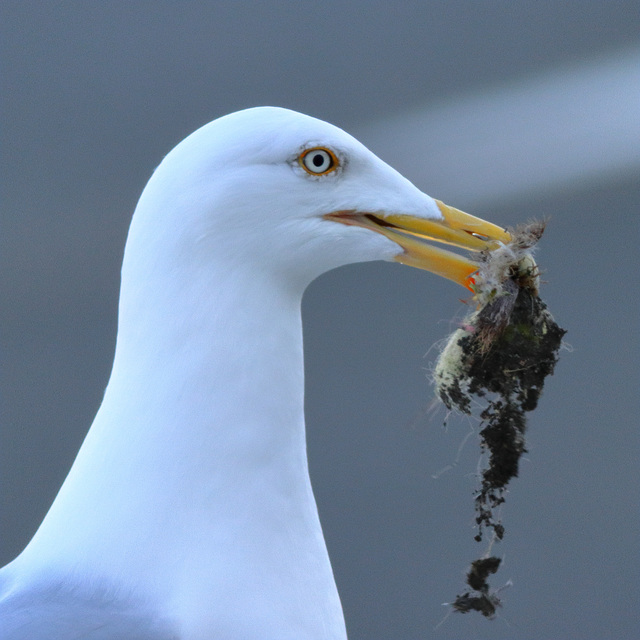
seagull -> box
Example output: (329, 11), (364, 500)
(0, 107), (510, 639)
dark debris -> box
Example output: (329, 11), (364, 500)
(433, 221), (567, 617)
(453, 557), (503, 618)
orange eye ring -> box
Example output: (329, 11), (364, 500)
(299, 147), (339, 175)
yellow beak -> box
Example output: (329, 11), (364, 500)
(325, 200), (511, 291)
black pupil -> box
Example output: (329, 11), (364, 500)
(312, 153), (326, 167)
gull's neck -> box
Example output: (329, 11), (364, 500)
(19, 233), (347, 638)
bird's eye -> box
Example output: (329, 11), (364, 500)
(299, 147), (338, 175)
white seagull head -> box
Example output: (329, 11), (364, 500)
(125, 106), (509, 296)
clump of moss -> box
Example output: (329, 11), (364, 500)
(433, 221), (566, 617)
(452, 557), (503, 618)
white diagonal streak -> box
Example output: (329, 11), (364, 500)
(356, 47), (640, 208)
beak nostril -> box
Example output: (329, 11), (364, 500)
(468, 232), (490, 241)
(364, 214), (397, 229)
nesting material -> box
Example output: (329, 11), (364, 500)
(433, 221), (566, 618)
(451, 557), (502, 618)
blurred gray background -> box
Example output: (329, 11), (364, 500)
(2, 2), (639, 638)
